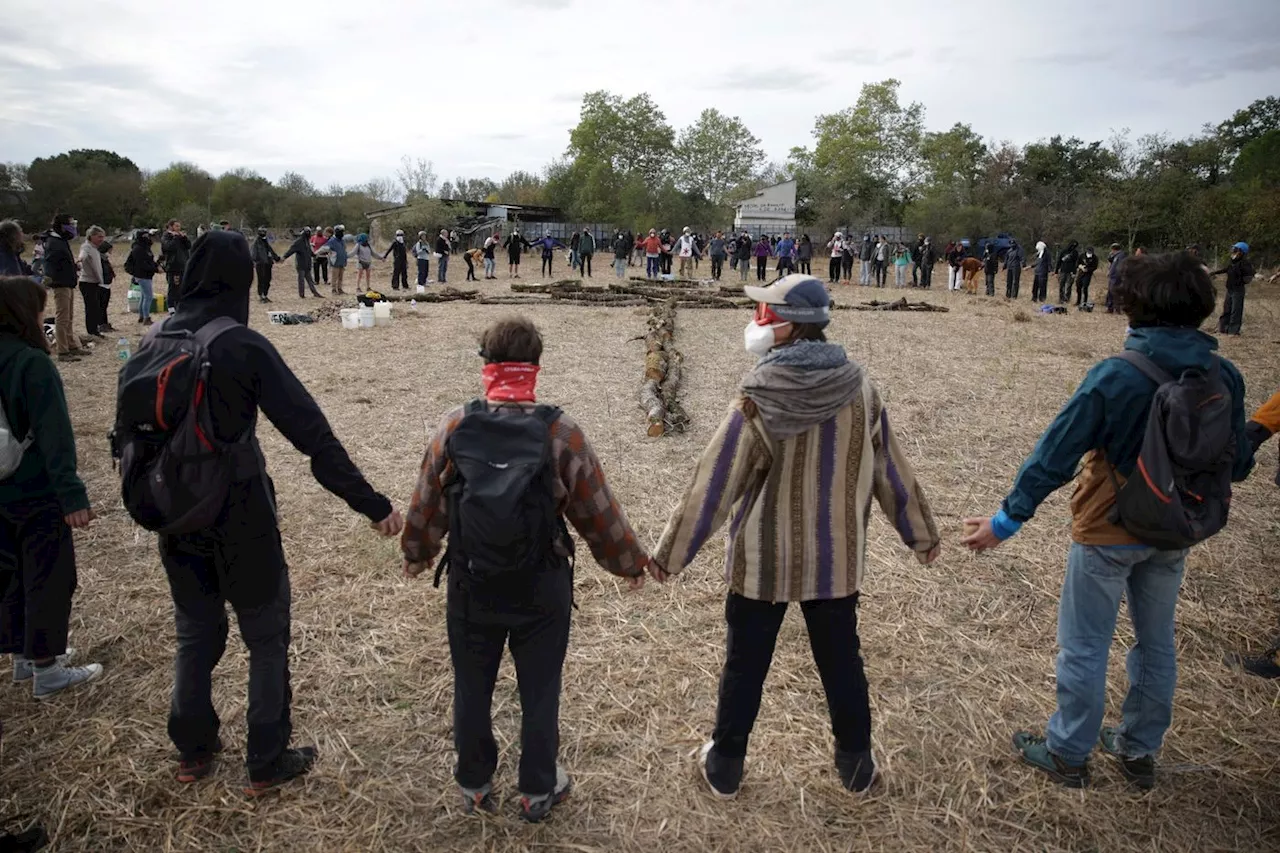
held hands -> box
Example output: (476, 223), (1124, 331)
(371, 510), (404, 538)
(64, 508), (96, 529)
(961, 517), (1002, 552)
(403, 559), (428, 580)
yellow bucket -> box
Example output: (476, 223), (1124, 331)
(153, 292), (167, 313)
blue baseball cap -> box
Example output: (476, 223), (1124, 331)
(744, 274), (832, 327)
(1233, 241), (1249, 253)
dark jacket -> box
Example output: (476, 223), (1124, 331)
(947, 246), (966, 268)
(381, 239), (408, 266)
(1108, 250), (1127, 286)
(613, 234), (630, 259)
(0, 336), (89, 514)
(251, 235), (280, 266)
(127, 234), (159, 279)
(579, 233), (595, 255)
(734, 235), (752, 261)
(434, 236), (451, 257)
(1080, 252), (1099, 276)
(41, 231), (77, 288)
(796, 239), (812, 261)
(983, 248), (999, 274)
(503, 234), (530, 259)
(1003, 243), (1024, 269)
(920, 243), (936, 266)
(0, 248), (32, 277)
(163, 231), (392, 526)
(282, 233), (314, 269)
(1056, 244), (1079, 276)
(160, 231), (191, 274)
(1212, 256), (1255, 290)
(858, 237), (873, 261)
(1033, 247), (1052, 277)
(531, 236), (563, 258)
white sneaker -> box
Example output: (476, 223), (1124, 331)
(12, 649), (75, 683)
(33, 662), (103, 700)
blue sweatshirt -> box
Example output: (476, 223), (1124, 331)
(326, 235), (349, 268)
(992, 326), (1253, 542)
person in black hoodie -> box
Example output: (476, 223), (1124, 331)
(919, 238), (936, 289)
(1055, 240), (1079, 305)
(154, 230), (403, 795)
(382, 229), (410, 291)
(282, 227), (323, 298)
(982, 243), (999, 296)
(160, 220), (191, 306)
(1212, 242), (1255, 335)
(42, 215), (82, 361)
(1075, 247), (1099, 307)
(250, 228), (281, 303)
(435, 229), (451, 283)
(126, 230), (160, 325)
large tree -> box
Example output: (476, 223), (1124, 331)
(567, 91), (675, 187)
(673, 108), (764, 206)
(27, 149), (145, 228)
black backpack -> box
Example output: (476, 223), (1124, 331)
(1105, 351), (1235, 550)
(434, 401), (569, 590)
(111, 317), (263, 535)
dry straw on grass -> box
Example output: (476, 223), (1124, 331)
(3, 258), (1279, 852)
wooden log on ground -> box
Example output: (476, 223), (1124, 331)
(638, 299), (687, 436)
(849, 297), (949, 313)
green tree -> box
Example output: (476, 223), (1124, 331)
(1232, 129), (1280, 187)
(673, 108), (764, 206)
(27, 149), (145, 228)
(210, 169), (276, 227)
(496, 170), (547, 205)
(1217, 96), (1280, 161)
(568, 91), (675, 188)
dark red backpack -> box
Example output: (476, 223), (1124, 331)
(111, 317), (263, 535)
(1106, 351), (1236, 550)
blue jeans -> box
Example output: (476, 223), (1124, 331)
(646, 255), (659, 278)
(1046, 543), (1186, 764)
(136, 278), (154, 319)
(437, 256), (448, 282)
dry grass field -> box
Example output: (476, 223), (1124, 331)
(2, 252), (1279, 852)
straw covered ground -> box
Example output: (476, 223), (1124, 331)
(3, 254), (1280, 852)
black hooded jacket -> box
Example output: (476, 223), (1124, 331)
(382, 238), (408, 265)
(161, 231), (191, 273)
(42, 230), (77, 287)
(167, 231), (392, 523)
(282, 233), (314, 270)
(1056, 242), (1079, 275)
(127, 232), (160, 278)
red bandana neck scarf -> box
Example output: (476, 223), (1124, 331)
(482, 362), (540, 402)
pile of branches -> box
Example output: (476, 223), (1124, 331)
(638, 299), (689, 437)
(379, 288), (479, 304)
(846, 297), (949, 313)
(309, 301), (344, 322)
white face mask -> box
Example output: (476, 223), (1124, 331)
(744, 321), (788, 357)
(396, 235), (405, 243)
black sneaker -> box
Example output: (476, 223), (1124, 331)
(698, 740), (743, 800)
(459, 782), (497, 815)
(243, 746), (317, 797)
(176, 738), (225, 784)
(1011, 731), (1090, 789)
(1099, 727), (1156, 791)
(519, 765), (572, 823)
(1227, 647), (1280, 679)
(835, 748), (878, 794)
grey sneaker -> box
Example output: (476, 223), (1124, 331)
(460, 782), (497, 815)
(33, 662), (103, 700)
(13, 649), (76, 683)
(519, 765), (572, 823)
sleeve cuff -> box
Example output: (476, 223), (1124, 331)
(990, 509), (1022, 541)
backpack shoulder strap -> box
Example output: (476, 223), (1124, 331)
(465, 398), (487, 416)
(1111, 350), (1173, 386)
(532, 405), (563, 428)
(191, 316), (243, 348)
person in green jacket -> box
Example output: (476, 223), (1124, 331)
(0, 275), (103, 699)
(577, 228), (595, 278)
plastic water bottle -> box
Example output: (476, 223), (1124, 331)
(117, 337), (130, 362)
(410, 299), (418, 312)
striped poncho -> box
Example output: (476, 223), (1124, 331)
(653, 375), (939, 603)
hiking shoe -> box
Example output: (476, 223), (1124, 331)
(243, 746), (317, 797)
(1011, 731), (1089, 789)
(57, 354), (81, 363)
(519, 765), (572, 823)
(13, 649), (75, 683)
(698, 740), (743, 800)
(1099, 727), (1155, 791)
(32, 662), (103, 700)
(1228, 648), (1280, 679)
(459, 782), (497, 815)
(177, 738), (226, 784)
(835, 748), (878, 794)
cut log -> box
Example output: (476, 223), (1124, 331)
(637, 299), (687, 437)
(847, 298), (950, 313)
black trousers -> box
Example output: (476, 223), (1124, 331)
(1006, 266), (1022, 298)
(661, 253), (672, 275)
(1032, 271), (1049, 303)
(828, 257), (841, 282)
(841, 255), (853, 279)
(464, 255), (476, 281)
(912, 261), (920, 286)
(874, 260), (886, 287)
(416, 258), (430, 285)
(391, 261), (408, 290)
(921, 263), (933, 288)
(580, 254), (592, 277)
(166, 271), (182, 304)
(160, 480), (293, 778)
(1076, 272), (1093, 306)
(756, 256), (767, 280)
(313, 256), (328, 284)
(714, 592), (871, 759)
(255, 263), (273, 298)
(985, 272), (996, 296)
(711, 256), (724, 279)
(448, 570), (571, 796)
(97, 287), (111, 329)
(799, 259), (811, 275)
(0, 496), (77, 661)
(1057, 271), (1075, 304)
(295, 264), (319, 297)
(1220, 285), (1246, 334)
(78, 282), (101, 335)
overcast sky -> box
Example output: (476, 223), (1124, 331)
(3, 0), (1277, 192)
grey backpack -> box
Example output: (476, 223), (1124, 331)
(1106, 351), (1235, 550)
(0, 395), (32, 479)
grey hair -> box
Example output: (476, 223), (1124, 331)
(85, 225), (106, 239)
(0, 219), (21, 252)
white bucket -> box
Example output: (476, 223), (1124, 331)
(416, 284), (426, 294)
(340, 308), (360, 330)
(373, 302), (392, 326)
(358, 306), (375, 329)
(126, 290), (142, 312)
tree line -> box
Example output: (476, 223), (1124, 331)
(2, 83), (1275, 262)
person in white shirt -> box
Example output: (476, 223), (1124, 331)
(675, 227), (696, 279)
(826, 232), (844, 283)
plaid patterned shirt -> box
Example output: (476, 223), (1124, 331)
(401, 402), (648, 578)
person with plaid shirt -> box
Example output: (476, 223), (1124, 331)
(401, 316), (650, 822)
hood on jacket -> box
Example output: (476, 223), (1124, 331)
(741, 342), (863, 439)
(133, 231), (153, 249)
(1123, 326), (1220, 374)
(169, 230), (254, 329)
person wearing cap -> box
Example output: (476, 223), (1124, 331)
(825, 232), (844, 284)
(282, 227), (324, 299)
(674, 227), (696, 279)
(250, 227), (282, 304)
(1211, 242), (1255, 335)
(381, 229), (410, 291)
(651, 273), (941, 800)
